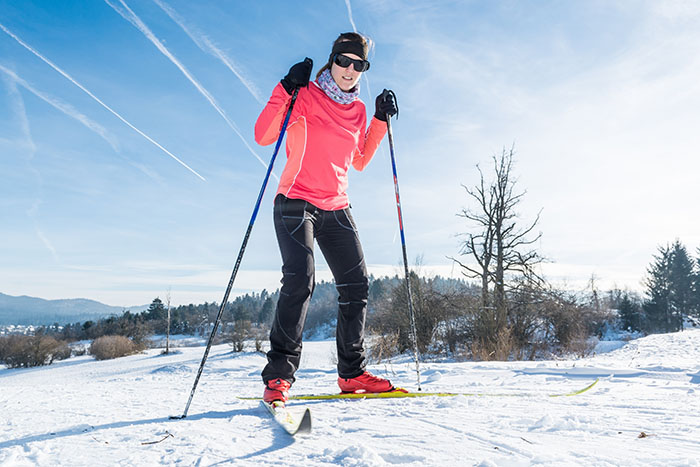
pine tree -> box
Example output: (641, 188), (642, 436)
(145, 297), (166, 320)
(258, 297), (275, 325)
(694, 248), (700, 321)
(668, 241), (695, 328)
(618, 292), (644, 332)
(643, 244), (673, 333)
(644, 241), (695, 332)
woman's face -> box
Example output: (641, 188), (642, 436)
(330, 53), (363, 92)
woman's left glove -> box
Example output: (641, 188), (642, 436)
(374, 90), (398, 121)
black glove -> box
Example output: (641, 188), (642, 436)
(374, 89), (398, 121)
(280, 58), (313, 95)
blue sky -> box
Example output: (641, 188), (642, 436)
(2, 0), (699, 307)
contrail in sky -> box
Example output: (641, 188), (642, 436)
(2, 73), (37, 157)
(151, 0), (264, 104)
(105, 0), (272, 175)
(344, 0), (358, 33)
(3, 75), (59, 262)
(0, 64), (120, 152)
(0, 21), (206, 181)
(343, 0), (397, 245)
(0, 64), (164, 182)
(343, 0), (373, 102)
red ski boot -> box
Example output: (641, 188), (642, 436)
(263, 378), (291, 404)
(338, 371), (405, 394)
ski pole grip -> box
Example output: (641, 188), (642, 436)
(381, 88), (399, 121)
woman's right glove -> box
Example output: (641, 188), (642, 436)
(281, 59), (313, 95)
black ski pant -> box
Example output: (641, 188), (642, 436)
(262, 194), (369, 384)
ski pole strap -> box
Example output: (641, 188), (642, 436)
(381, 88), (399, 121)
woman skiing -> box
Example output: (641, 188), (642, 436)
(254, 32), (399, 404)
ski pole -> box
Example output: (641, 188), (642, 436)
(382, 89), (422, 391)
(171, 59), (311, 419)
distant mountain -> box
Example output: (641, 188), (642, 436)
(0, 293), (147, 326)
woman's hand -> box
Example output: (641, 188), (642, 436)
(281, 59), (313, 95)
(374, 90), (398, 121)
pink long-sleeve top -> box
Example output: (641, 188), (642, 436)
(255, 81), (387, 211)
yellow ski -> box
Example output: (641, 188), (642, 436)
(243, 379), (599, 402)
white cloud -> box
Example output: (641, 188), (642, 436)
(382, 2), (700, 294)
(651, 0), (700, 20)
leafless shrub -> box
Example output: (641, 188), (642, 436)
(469, 326), (515, 361)
(89, 335), (139, 360)
(0, 335), (71, 368)
(228, 320), (252, 352)
(253, 325), (269, 353)
(370, 272), (460, 357)
(367, 329), (401, 364)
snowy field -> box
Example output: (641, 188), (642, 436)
(1, 330), (699, 466)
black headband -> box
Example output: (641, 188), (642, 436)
(329, 41), (367, 62)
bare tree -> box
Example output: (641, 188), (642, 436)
(451, 146), (544, 355)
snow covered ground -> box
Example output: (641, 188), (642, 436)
(1, 330), (699, 466)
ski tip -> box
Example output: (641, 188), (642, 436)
(550, 378), (600, 397)
(297, 408), (312, 434)
(260, 400), (312, 436)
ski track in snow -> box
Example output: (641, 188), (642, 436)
(1, 330), (700, 466)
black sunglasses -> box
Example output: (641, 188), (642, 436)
(333, 54), (370, 72)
